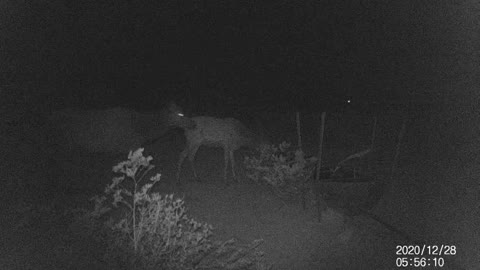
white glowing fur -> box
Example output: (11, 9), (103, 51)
(177, 116), (263, 183)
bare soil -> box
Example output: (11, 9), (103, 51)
(1, 126), (408, 270)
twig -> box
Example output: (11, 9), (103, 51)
(333, 148), (372, 173)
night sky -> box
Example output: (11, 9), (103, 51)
(1, 1), (476, 113)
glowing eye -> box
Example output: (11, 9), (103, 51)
(177, 113), (184, 117)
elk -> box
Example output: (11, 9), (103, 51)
(176, 116), (266, 184)
(48, 102), (196, 154)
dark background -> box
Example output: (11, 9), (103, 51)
(1, 0), (479, 268)
(1, 1), (472, 112)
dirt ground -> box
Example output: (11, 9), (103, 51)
(1, 123), (411, 270)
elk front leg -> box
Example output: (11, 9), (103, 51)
(229, 151), (236, 182)
(188, 145), (200, 180)
(177, 148), (189, 183)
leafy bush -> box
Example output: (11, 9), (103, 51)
(73, 148), (269, 270)
(244, 142), (317, 199)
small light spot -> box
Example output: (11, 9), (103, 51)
(178, 113), (184, 117)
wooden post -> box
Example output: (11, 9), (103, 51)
(315, 112), (327, 222)
(296, 112), (302, 149)
(316, 112), (326, 182)
(297, 111), (306, 210)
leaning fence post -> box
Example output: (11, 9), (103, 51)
(296, 112), (302, 149)
(316, 112), (326, 182)
(316, 112), (327, 222)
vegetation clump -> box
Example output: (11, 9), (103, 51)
(244, 142), (317, 200)
(74, 148), (269, 270)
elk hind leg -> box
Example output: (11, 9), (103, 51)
(176, 148), (189, 182)
(223, 148), (230, 183)
(188, 145), (200, 180)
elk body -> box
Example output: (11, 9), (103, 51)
(176, 116), (264, 184)
(48, 102), (196, 154)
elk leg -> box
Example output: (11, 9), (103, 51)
(177, 148), (189, 182)
(188, 145), (200, 180)
(229, 151), (236, 181)
(223, 148), (230, 183)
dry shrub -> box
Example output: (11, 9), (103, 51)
(72, 148), (269, 270)
(244, 142), (317, 200)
